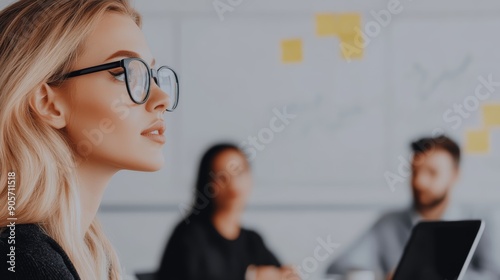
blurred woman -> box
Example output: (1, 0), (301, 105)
(0, 0), (178, 279)
(157, 143), (295, 280)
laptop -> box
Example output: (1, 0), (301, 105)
(393, 220), (484, 280)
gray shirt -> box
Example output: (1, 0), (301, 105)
(326, 204), (500, 280)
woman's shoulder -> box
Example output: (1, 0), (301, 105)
(0, 223), (80, 279)
(240, 227), (264, 239)
(1, 223), (47, 245)
(171, 217), (210, 239)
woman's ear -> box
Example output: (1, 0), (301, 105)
(29, 83), (68, 129)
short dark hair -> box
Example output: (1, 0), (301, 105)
(411, 135), (461, 167)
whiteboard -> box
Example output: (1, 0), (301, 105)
(178, 16), (389, 189)
(389, 17), (500, 192)
(93, 7), (500, 204)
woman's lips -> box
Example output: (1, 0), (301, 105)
(141, 120), (166, 145)
(141, 132), (166, 144)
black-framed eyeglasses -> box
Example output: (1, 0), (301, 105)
(62, 57), (179, 111)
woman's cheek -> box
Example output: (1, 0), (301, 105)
(67, 94), (130, 159)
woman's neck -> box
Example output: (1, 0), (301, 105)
(75, 158), (118, 236)
(211, 209), (242, 240)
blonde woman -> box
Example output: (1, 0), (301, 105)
(0, 0), (179, 279)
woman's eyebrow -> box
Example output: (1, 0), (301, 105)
(105, 50), (155, 67)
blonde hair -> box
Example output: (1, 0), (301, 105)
(0, 0), (142, 279)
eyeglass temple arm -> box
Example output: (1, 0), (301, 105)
(66, 61), (123, 78)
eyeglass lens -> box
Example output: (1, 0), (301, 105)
(126, 60), (178, 110)
(127, 59), (149, 103)
(158, 67), (178, 111)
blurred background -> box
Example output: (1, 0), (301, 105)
(103, 0), (500, 279)
(5, 0), (500, 279)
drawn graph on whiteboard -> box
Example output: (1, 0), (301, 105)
(411, 54), (472, 102)
(283, 93), (365, 136)
(398, 54), (473, 120)
(251, 92), (388, 186)
(269, 92), (385, 138)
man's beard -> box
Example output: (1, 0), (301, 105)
(413, 190), (448, 212)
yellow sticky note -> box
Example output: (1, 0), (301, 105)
(316, 13), (338, 36)
(315, 13), (362, 37)
(281, 39), (303, 63)
(315, 12), (364, 60)
(339, 33), (364, 60)
(482, 104), (500, 126)
(465, 129), (490, 154)
(337, 13), (362, 36)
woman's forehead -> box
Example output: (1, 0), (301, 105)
(78, 12), (153, 68)
(214, 150), (247, 169)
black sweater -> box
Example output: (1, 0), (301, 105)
(156, 217), (281, 280)
(0, 223), (80, 280)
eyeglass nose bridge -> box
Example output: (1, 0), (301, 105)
(150, 68), (159, 85)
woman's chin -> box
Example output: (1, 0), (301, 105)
(125, 158), (165, 172)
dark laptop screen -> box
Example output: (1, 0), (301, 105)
(393, 221), (483, 280)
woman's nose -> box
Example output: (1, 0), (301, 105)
(147, 81), (170, 112)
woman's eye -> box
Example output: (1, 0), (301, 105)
(110, 71), (125, 82)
